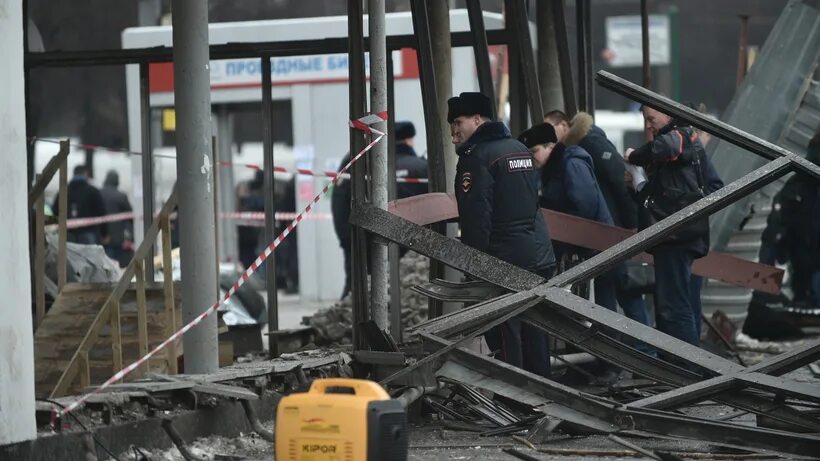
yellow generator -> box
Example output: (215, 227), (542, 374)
(275, 378), (408, 461)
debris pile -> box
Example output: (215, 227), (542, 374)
(309, 251), (429, 344)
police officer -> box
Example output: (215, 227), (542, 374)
(332, 121), (428, 299)
(448, 92), (556, 377)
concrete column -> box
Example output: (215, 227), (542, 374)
(537, 0), (564, 113)
(368, 0), (389, 329)
(0, 0), (37, 445)
(171, 0), (219, 373)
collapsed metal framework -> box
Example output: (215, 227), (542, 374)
(349, 73), (820, 456)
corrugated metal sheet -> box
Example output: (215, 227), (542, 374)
(702, 0), (820, 321)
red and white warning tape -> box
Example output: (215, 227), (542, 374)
(54, 116), (385, 421)
(49, 210), (331, 231)
(31, 119), (427, 185)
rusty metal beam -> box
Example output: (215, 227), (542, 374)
(388, 193), (783, 294)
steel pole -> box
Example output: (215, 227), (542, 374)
(368, 0), (389, 330)
(262, 56), (279, 357)
(140, 62), (156, 282)
(171, 0), (219, 373)
(537, 0), (564, 113)
(641, 0), (651, 89)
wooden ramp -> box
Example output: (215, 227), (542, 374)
(35, 282), (182, 398)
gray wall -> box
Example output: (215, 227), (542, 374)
(0, 0), (37, 445)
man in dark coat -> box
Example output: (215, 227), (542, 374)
(625, 106), (712, 346)
(544, 110), (652, 350)
(100, 170), (133, 267)
(449, 92), (555, 377)
(331, 121), (428, 299)
(52, 164), (108, 245)
(518, 122), (617, 315)
(768, 132), (820, 305)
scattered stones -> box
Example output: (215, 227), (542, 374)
(308, 251), (430, 344)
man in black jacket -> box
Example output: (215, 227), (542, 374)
(52, 165), (108, 245)
(331, 121), (428, 299)
(545, 110), (652, 352)
(449, 92), (555, 377)
(625, 106), (711, 346)
(101, 170), (133, 267)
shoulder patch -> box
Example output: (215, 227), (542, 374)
(602, 151), (612, 160)
(461, 172), (472, 192)
(506, 156), (534, 173)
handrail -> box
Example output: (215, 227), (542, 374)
(49, 183), (179, 398)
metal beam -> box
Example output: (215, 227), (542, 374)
(410, 0), (450, 319)
(631, 340), (820, 410)
(595, 71), (820, 181)
(551, 0), (577, 115)
(422, 332), (820, 458)
(576, 0), (594, 115)
(139, 62), (156, 282)
(262, 56), (279, 357)
(387, 193), (784, 294)
(466, 0), (496, 116)
(25, 31), (511, 68)
(509, 0), (544, 123)
(350, 203), (546, 292)
(354, 203), (820, 430)
(348, 0), (370, 351)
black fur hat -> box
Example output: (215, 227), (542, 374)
(517, 123), (558, 148)
(447, 92), (493, 123)
(395, 121), (416, 141)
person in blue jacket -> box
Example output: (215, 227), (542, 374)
(518, 122), (617, 314)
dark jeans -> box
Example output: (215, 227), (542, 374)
(484, 267), (553, 378)
(690, 274), (704, 340)
(653, 248), (699, 346)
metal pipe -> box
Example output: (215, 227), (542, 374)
(641, 0), (651, 89)
(161, 419), (206, 461)
(171, 0), (219, 373)
(139, 62), (155, 282)
(396, 384), (442, 408)
(410, 0), (447, 319)
(262, 56), (279, 357)
(550, 352), (596, 369)
(466, 0), (497, 115)
(349, 0), (370, 350)
(537, 0), (563, 112)
(510, 0), (544, 124)
(368, 0), (389, 330)
(240, 400), (275, 442)
(550, 0), (577, 115)
(576, 0), (594, 115)
(387, 55), (402, 342)
(216, 107), (237, 263)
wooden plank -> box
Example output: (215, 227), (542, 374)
(135, 260), (149, 378)
(78, 351), (90, 389)
(57, 157), (68, 291)
(35, 174), (46, 328)
(161, 215), (178, 374)
(49, 185), (178, 398)
(110, 300), (123, 373)
(28, 140), (70, 208)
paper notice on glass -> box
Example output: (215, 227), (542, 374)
(625, 163), (648, 192)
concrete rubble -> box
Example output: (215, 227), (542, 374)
(309, 251), (430, 345)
